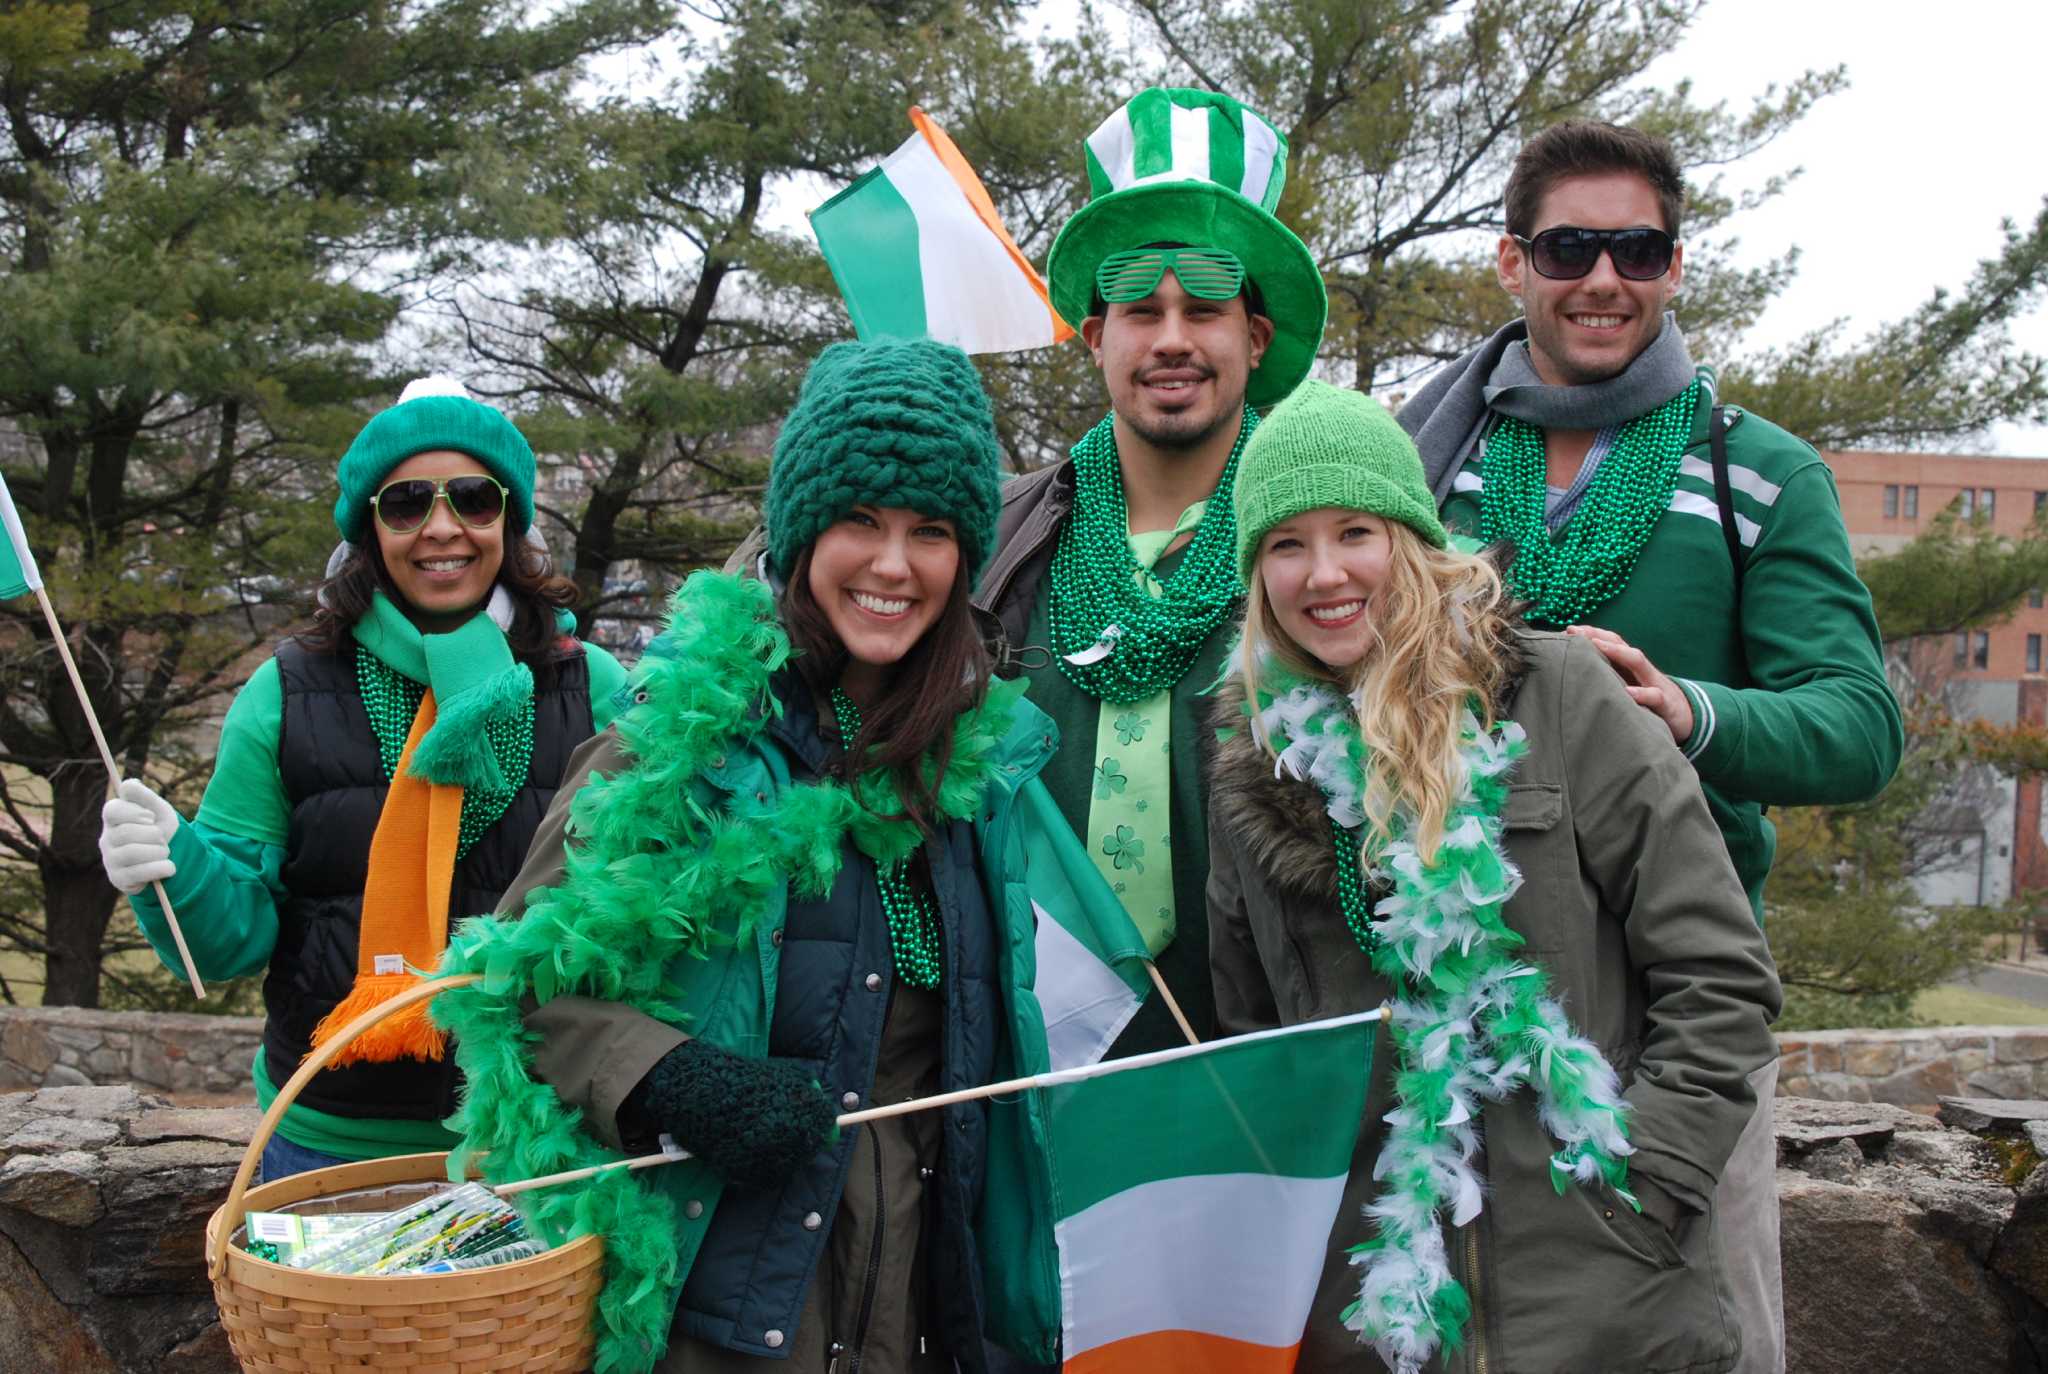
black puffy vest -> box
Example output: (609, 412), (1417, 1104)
(264, 638), (594, 1120)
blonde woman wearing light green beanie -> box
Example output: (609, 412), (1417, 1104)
(1205, 380), (1780, 1373)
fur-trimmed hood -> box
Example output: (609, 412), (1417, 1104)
(1205, 628), (1531, 898)
(1208, 673), (1346, 899)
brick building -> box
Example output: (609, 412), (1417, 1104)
(1825, 449), (2048, 904)
(1828, 450), (2048, 679)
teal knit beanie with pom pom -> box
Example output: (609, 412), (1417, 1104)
(765, 339), (1003, 583)
(333, 376), (537, 541)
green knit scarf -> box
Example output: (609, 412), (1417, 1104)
(431, 571), (1016, 1374)
(352, 591), (537, 792)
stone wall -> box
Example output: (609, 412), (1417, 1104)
(11, 1084), (2048, 1372)
(5, 1001), (2047, 1118)
(0, 1007), (261, 1098)
(1777, 1025), (2048, 1108)
(0, 1086), (253, 1373)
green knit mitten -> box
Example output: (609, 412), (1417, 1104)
(631, 1039), (838, 1190)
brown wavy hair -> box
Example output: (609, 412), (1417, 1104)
(780, 542), (992, 837)
(296, 535), (581, 672)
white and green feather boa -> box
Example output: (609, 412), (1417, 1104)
(1244, 662), (1634, 1374)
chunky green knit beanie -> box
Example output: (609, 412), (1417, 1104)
(1233, 380), (1448, 577)
(765, 339), (1003, 583)
(333, 378), (537, 541)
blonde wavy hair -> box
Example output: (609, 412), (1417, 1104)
(1240, 520), (1517, 864)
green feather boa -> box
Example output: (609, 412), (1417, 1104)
(432, 571), (1017, 1374)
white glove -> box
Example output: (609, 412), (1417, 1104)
(99, 779), (180, 896)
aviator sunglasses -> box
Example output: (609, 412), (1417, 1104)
(1513, 226), (1677, 282)
(1095, 246), (1247, 303)
(372, 474), (509, 534)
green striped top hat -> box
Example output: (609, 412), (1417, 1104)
(1046, 87), (1328, 408)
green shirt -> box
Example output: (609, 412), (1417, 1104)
(1023, 532), (1235, 1057)
(1076, 499), (1209, 957)
(131, 623), (628, 1159)
(1440, 378), (1901, 915)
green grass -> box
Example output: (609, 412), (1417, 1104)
(1914, 983), (2048, 1027)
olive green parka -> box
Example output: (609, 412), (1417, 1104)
(1207, 630), (1782, 1374)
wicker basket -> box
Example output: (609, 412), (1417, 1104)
(205, 974), (605, 1372)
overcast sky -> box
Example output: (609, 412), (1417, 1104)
(640, 0), (2048, 454)
(1640, 0), (2048, 454)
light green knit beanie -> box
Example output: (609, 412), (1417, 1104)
(1233, 380), (1448, 577)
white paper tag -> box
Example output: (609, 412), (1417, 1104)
(247, 1212), (303, 1244)
(373, 953), (406, 976)
(1062, 623), (1122, 666)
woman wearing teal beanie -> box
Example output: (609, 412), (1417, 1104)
(1206, 381), (1779, 1373)
(97, 377), (627, 1183)
(433, 338), (1106, 1373)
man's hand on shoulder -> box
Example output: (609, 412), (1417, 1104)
(1565, 625), (1694, 747)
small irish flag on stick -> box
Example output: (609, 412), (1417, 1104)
(811, 108), (1073, 354)
(1046, 1012), (1377, 1373)
(1012, 780), (1154, 1069)
(0, 468), (41, 601)
(0, 470), (206, 998)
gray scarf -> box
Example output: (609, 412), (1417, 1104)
(1398, 313), (1695, 499)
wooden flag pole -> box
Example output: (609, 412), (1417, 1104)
(492, 1149), (687, 1197)
(31, 585), (206, 999)
(1143, 959), (1200, 1047)
(491, 1070), (1045, 1199)
(492, 1006), (1393, 1200)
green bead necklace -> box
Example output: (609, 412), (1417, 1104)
(354, 649), (536, 860)
(1478, 380), (1700, 627)
(829, 687), (944, 990)
(1046, 407), (1257, 704)
(1329, 817), (1382, 957)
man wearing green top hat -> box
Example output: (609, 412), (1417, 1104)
(975, 87), (1327, 1060)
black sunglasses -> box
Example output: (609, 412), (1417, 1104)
(1514, 226), (1676, 282)
(372, 475), (508, 533)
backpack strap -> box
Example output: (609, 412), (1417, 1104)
(1709, 405), (1746, 593)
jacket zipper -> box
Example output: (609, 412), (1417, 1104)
(1463, 1221), (1487, 1374)
(845, 1127), (887, 1372)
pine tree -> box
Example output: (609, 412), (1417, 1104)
(0, 0), (662, 1006)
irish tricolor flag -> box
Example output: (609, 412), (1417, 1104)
(1014, 780), (1151, 1070)
(1044, 1012), (1378, 1372)
(0, 470), (42, 600)
(811, 109), (1073, 354)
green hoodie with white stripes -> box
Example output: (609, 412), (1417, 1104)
(1438, 367), (1903, 918)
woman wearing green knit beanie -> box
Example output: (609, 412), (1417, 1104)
(97, 376), (627, 1188)
(1207, 378), (1779, 1371)
(432, 338), (1111, 1371)
(764, 336), (1004, 583)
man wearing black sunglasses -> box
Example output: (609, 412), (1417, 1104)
(1399, 120), (1903, 1374)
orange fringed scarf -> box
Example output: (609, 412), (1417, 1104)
(309, 692), (461, 1064)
